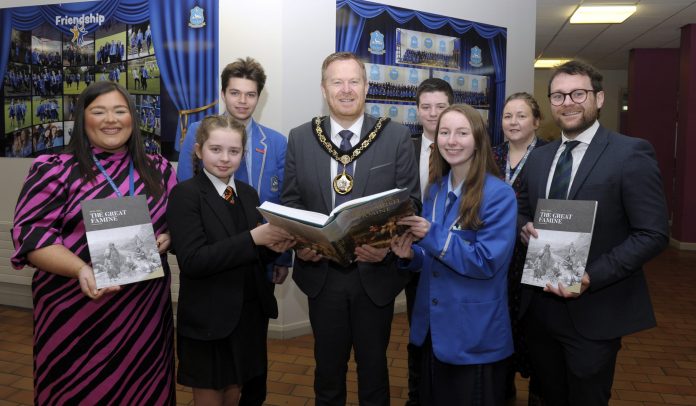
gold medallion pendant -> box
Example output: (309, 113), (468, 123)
(333, 169), (354, 195)
(311, 116), (390, 197)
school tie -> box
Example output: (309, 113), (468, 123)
(334, 130), (354, 207)
(222, 185), (236, 204)
(443, 191), (457, 220)
(428, 143), (435, 180)
(548, 140), (581, 199)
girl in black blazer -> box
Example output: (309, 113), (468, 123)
(167, 115), (294, 406)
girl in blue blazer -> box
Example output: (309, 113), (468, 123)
(392, 104), (517, 406)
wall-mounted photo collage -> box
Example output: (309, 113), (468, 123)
(3, 18), (162, 157)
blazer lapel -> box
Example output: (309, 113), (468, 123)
(251, 120), (268, 190)
(352, 114), (378, 198)
(539, 139), (562, 198)
(426, 180), (448, 224)
(197, 174), (236, 236)
(238, 186), (261, 231)
(314, 117), (333, 213)
(413, 136), (422, 161)
(567, 126), (609, 200)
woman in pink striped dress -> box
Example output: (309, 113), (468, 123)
(11, 81), (176, 405)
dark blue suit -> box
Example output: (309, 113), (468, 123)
(517, 124), (669, 405)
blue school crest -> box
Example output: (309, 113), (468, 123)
(189, 6), (206, 28)
(472, 78), (479, 92)
(439, 40), (446, 53)
(409, 68), (419, 84)
(410, 36), (419, 49)
(424, 38), (433, 49)
(369, 31), (385, 55)
(370, 64), (381, 81)
(469, 46), (483, 67)
(457, 76), (465, 86)
(389, 106), (399, 118)
(270, 176), (279, 192)
(407, 107), (417, 122)
(370, 105), (381, 116)
(389, 68), (399, 81)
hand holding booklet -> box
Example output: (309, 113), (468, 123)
(82, 195), (164, 289)
(257, 188), (417, 266)
(521, 198), (598, 293)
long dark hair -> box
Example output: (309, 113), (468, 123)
(67, 81), (163, 199)
(427, 104), (499, 230)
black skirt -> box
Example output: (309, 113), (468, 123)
(421, 333), (508, 406)
(177, 297), (268, 390)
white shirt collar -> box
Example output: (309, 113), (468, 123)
(421, 134), (434, 151)
(330, 115), (365, 140)
(203, 168), (237, 197)
(446, 172), (464, 197)
(561, 120), (599, 145)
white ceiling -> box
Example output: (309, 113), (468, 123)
(536, 0), (696, 70)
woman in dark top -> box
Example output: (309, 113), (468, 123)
(492, 92), (547, 405)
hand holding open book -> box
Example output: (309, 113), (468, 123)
(257, 188), (417, 266)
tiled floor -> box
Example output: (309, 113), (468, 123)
(1, 247), (694, 405)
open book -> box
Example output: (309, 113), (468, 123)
(257, 188), (416, 266)
(521, 199), (598, 293)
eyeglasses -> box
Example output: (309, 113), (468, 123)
(548, 89), (596, 106)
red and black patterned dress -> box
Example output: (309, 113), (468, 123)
(11, 149), (177, 405)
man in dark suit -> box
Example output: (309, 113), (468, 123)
(406, 77), (453, 406)
(517, 60), (669, 406)
(281, 52), (419, 406)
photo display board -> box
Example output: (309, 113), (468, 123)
(336, 0), (507, 144)
(1, 0), (219, 159)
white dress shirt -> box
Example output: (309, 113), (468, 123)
(203, 168), (237, 198)
(545, 120), (599, 198)
(419, 135), (434, 197)
(329, 115), (364, 207)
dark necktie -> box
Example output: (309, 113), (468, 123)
(428, 143), (435, 181)
(548, 140), (580, 199)
(222, 185), (236, 204)
(334, 130), (354, 207)
(443, 191), (457, 220)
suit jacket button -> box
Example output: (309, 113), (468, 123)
(432, 298), (438, 305)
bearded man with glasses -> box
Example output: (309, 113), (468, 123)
(515, 60), (669, 406)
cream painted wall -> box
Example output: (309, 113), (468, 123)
(534, 68), (627, 140)
(1, 0), (537, 338)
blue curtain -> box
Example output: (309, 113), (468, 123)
(149, 0), (218, 151)
(0, 11), (12, 90)
(336, 0), (507, 144)
(0, 0), (218, 152)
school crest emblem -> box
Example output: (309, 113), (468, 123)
(469, 46), (483, 67)
(408, 68), (419, 84)
(189, 6), (206, 28)
(368, 31), (385, 55)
